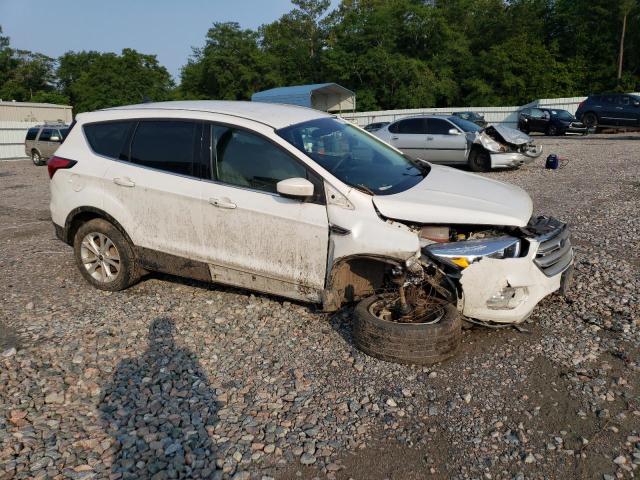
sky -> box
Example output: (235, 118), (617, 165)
(0, 0), (340, 81)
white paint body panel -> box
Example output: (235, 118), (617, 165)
(459, 240), (562, 323)
(372, 164), (533, 227)
(199, 180), (328, 301)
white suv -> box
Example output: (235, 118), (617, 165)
(49, 101), (573, 364)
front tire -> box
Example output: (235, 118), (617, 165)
(468, 148), (491, 172)
(73, 218), (140, 291)
(31, 150), (44, 166)
(353, 294), (461, 365)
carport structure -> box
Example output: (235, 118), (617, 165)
(251, 83), (356, 113)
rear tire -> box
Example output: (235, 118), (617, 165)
(545, 125), (558, 136)
(353, 295), (461, 365)
(582, 112), (598, 130)
(31, 150), (44, 166)
(468, 148), (491, 172)
(73, 218), (140, 291)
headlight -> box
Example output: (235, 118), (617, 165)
(425, 236), (521, 269)
(479, 135), (507, 153)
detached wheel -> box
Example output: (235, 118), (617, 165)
(468, 148), (491, 172)
(31, 151), (44, 166)
(73, 218), (140, 291)
(353, 293), (461, 365)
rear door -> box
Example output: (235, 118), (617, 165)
(198, 124), (329, 302)
(387, 118), (428, 159)
(423, 118), (467, 163)
(100, 119), (205, 260)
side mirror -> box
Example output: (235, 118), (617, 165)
(50, 135), (60, 142)
(276, 177), (314, 198)
(448, 128), (461, 135)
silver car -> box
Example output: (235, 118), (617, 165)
(25, 124), (70, 166)
(373, 115), (542, 172)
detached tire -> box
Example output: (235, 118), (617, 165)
(353, 295), (461, 365)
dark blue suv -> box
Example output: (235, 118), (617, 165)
(575, 93), (640, 130)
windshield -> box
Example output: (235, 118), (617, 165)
(448, 116), (482, 132)
(276, 117), (429, 196)
(550, 110), (574, 120)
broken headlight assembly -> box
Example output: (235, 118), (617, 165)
(424, 236), (521, 269)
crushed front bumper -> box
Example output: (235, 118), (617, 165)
(490, 145), (543, 169)
(458, 217), (573, 324)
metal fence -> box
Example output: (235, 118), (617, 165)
(0, 102), (72, 160)
(340, 93), (640, 127)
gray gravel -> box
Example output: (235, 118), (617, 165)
(0, 133), (639, 480)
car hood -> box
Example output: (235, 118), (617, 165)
(488, 125), (532, 145)
(372, 164), (533, 227)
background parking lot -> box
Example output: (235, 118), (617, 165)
(1, 134), (639, 479)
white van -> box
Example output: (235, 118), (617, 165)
(48, 101), (573, 364)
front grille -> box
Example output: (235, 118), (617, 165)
(530, 218), (574, 277)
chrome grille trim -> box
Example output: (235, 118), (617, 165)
(530, 219), (574, 277)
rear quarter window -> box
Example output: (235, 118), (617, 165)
(84, 121), (135, 160)
(26, 128), (39, 141)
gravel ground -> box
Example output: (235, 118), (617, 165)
(1, 133), (639, 480)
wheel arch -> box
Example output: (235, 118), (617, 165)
(322, 255), (402, 311)
(63, 206), (134, 248)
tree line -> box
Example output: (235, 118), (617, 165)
(1, 0), (638, 114)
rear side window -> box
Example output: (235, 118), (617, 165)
(395, 118), (427, 134)
(426, 118), (454, 135)
(130, 120), (199, 176)
(84, 121), (134, 160)
(39, 129), (52, 141)
(26, 128), (39, 141)
(213, 126), (307, 194)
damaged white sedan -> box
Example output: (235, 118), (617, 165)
(374, 115), (543, 172)
(49, 101), (572, 365)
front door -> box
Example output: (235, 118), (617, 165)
(199, 125), (329, 302)
(617, 95), (640, 126)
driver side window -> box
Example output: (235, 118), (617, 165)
(212, 126), (307, 195)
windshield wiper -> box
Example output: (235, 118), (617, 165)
(353, 184), (375, 195)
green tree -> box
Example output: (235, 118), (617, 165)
(260, 0), (331, 84)
(60, 49), (174, 112)
(180, 22), (273, 100)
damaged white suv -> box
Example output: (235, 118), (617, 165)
(49, 101), (573, 365)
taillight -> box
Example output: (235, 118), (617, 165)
(577, 101), (584, 110)
(47, 156), (77, 179)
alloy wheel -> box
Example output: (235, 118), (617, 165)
(80, 232), (121, 283)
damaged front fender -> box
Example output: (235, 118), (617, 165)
(471, 125), (543, 167)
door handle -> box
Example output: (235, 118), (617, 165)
(391, 136), (399, 140)
(209, 197), (236, 209)
(113, 177), (135, 187)
(426, 137), (434, 141)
